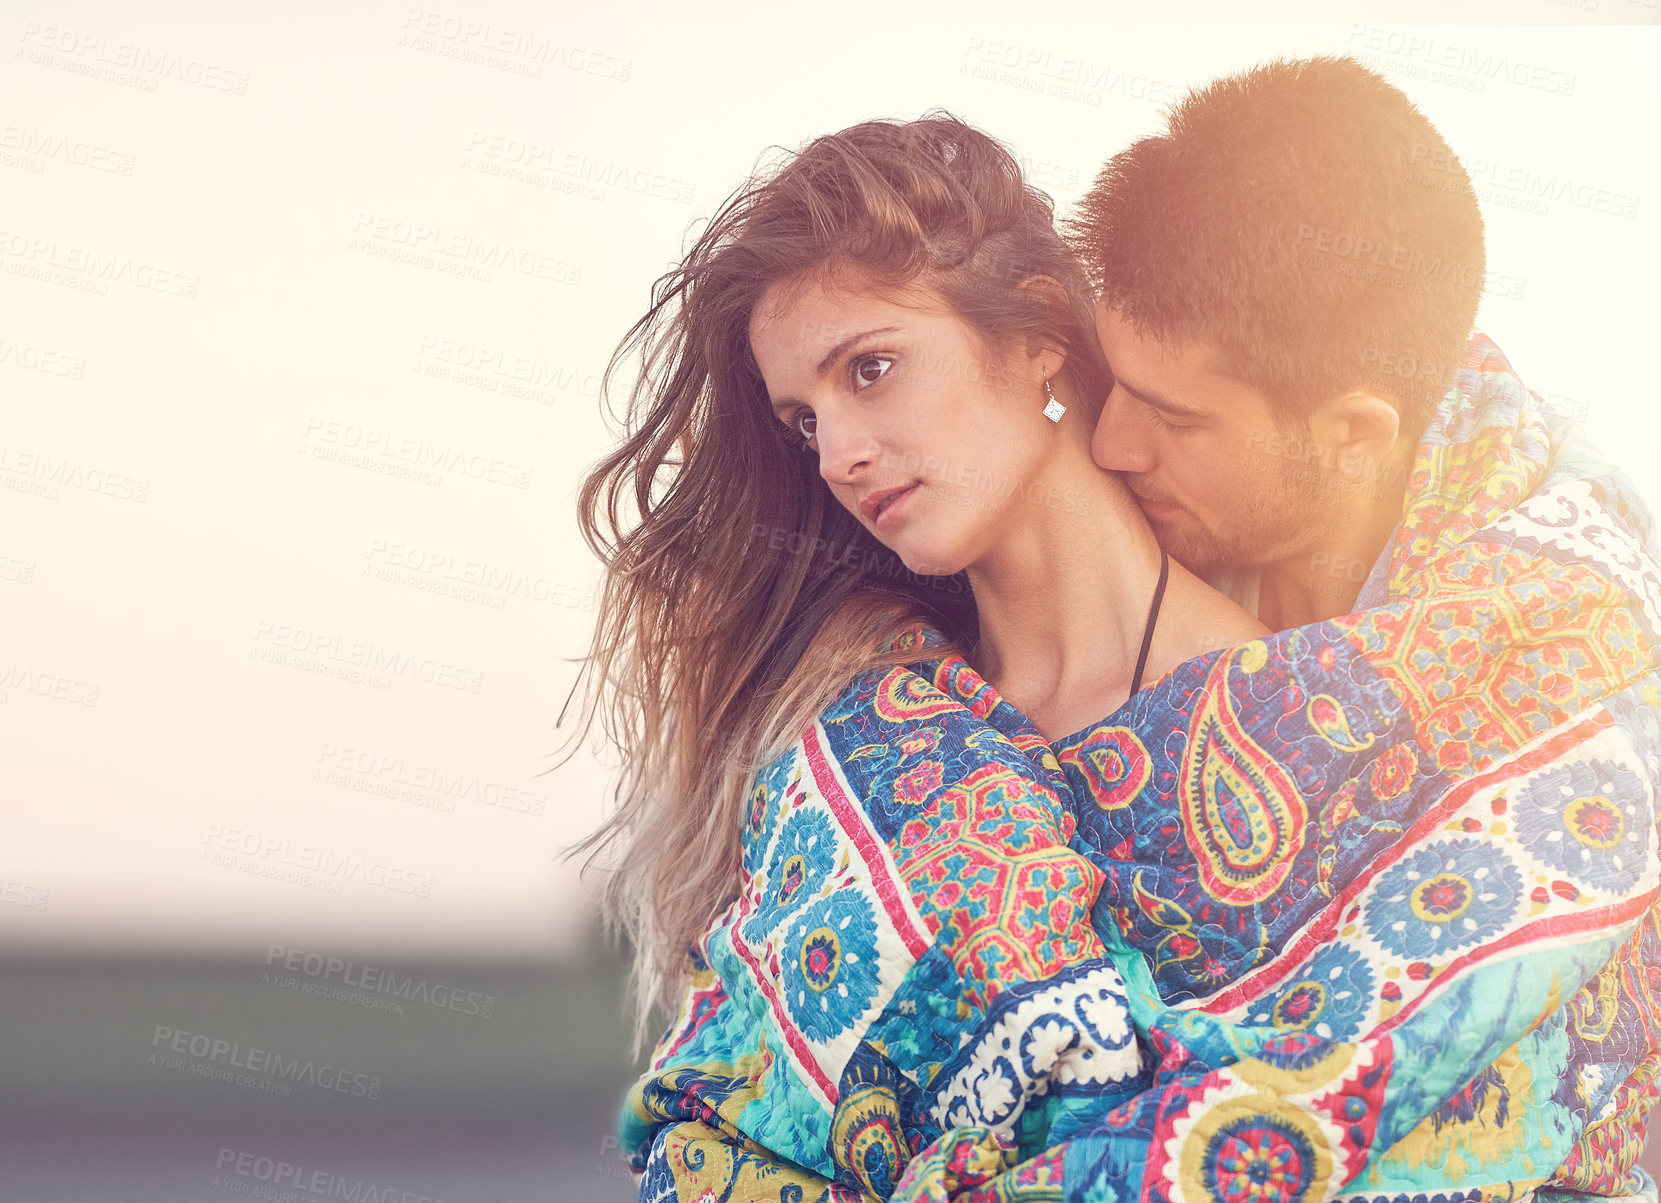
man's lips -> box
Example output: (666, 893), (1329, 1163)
(1131, 491), (1181, 520)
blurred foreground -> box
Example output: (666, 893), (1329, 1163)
(2, 949), (1655, 1199)
(0, 947), (646, 1202)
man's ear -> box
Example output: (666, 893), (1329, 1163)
(1305, 389), (1406, 486)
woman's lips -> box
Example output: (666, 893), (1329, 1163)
(872, 482), (920, 529)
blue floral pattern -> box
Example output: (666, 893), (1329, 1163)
(1246, 944), (1376, 1042)
(782, 893), (883, 1042)
(1363, 839), (1523, 960)
(742, 753), (796, 877)
(742, 805), (837, 943)
(1514, 758), (1650, 894)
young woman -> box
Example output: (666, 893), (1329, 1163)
(564, 113), (1262, 1198)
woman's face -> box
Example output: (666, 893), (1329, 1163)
(748, 273), (1062, 578)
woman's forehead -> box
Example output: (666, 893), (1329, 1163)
(751, 272), (938, 342)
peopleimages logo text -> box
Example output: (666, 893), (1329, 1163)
(265, 944), (496, 1017)
(151, 1026), (381, 1098)
(214, 1147), (450, 1203)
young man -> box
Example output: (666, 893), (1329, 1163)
(1066, 55), (1660, 1200)
(1071, 56), (1481, 631)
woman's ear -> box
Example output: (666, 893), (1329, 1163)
(1014, 274), (1071, 378)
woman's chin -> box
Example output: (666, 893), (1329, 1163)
(894, 547), (964, 581)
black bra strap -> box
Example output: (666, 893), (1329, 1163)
(1128, 547), (1169, 698)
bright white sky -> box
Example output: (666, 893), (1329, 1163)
(2, 4), (1656, 964)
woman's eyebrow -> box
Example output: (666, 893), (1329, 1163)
(815, 326), (900, 376)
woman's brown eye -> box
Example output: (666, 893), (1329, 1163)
(796, 412), (817, 440)
(853, 355), (894, 388)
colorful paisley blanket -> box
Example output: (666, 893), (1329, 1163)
(620, 332), (1661, 1202)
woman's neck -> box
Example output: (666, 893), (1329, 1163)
(964, 438), (1266, 743)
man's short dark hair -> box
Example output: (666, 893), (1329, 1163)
(1065, 55), (1486, 436)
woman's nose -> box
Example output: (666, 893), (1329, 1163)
(813, 409), (879, 485)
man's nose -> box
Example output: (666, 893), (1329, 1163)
(1092, 385), (1156, 474)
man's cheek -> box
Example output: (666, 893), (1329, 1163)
(1238, 444), (1283, 483)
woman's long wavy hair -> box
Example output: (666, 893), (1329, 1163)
(562, 111), (1110, 1041)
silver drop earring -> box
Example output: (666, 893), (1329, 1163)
(1042, 378), (1066, 423)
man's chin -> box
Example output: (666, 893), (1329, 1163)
(1149, 521), (1226, 578)
(1135, 498), (1223, 571)
(1164, 544), (1218, 577)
